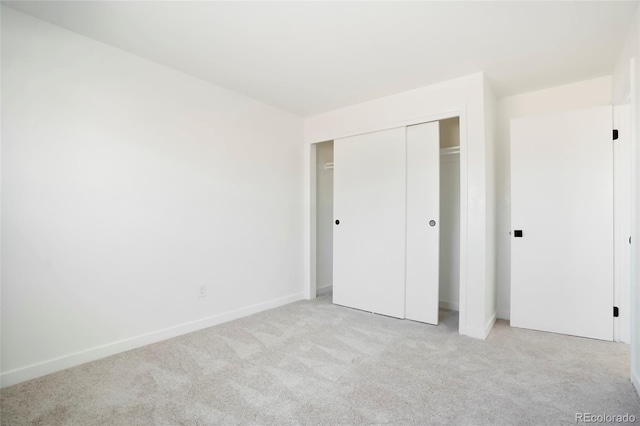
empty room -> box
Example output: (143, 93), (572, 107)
(1, 1), (640, 425)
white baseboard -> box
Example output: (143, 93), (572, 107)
(463, 311), (497, 340)
(484, 311), (498, 337)
(632, 369), (640, 399)
(0, 292), (304, 388)
(439, 300), (459, 311)
(316, 284), (333, 296)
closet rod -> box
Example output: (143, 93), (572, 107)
(440, 147), (460, 156)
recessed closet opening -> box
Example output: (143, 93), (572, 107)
(314, 140), (334, 297)
(439, 117), (461, 322)
(311, 117), (462, 326)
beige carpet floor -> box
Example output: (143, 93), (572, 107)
(1, 294), (639, 425)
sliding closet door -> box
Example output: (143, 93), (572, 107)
(333, 127), (406, 319)
(405, 122), (440, 324)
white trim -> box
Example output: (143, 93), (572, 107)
(316, 284), (333, 296)
(614, 103), (621, 343)
(613, 103), (632, 344)
(485, 311), (498, 337)
(0, 292), (304, 388)
(458, 111), (469, 338)
(306, 142), (317, 300)
(463, 311), (497, 340)
(439, 300), (459, 311)
(630, 57), (639, 393)
(310, 109), (465, 144)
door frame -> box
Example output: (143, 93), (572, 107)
(614, 102), (632, 343)
(306, 107), (469, 334)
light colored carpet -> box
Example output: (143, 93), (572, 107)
(1, 294), (639, 425)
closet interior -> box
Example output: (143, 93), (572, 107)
(315, 140), (334, 297)
(438, 117), (460, 319)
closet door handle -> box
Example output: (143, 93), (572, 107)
(429, 220), (436, 227)
(335, 219), (340, 225)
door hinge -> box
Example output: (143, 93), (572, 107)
(613, 306), (619, 317)
(613, 129), (619, 140)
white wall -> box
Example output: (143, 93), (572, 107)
(439, 119), (460, 311)
(495, 76), (613, 320)
(484, 79), (498, 329)
(1, 8), (304, 386)
(315, 141), (333, 294)
(613, 8), (639, 106)
(304, 72), (494, 339)
(612, 3), (640, 396)
(0, 5), (4, 380)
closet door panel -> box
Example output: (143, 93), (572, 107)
(405, 122), (440, 324)
(333, 127), (406, 319)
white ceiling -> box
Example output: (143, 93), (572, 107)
(5, 1), (638, 117)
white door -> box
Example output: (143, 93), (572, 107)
(511, 106), (614, 341)
(333, 127), (406, 318)
(406, 122), (440, 324)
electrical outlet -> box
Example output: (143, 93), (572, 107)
(198, 285), (207, 298)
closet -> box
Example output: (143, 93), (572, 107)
(325, 118), (460, 325)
